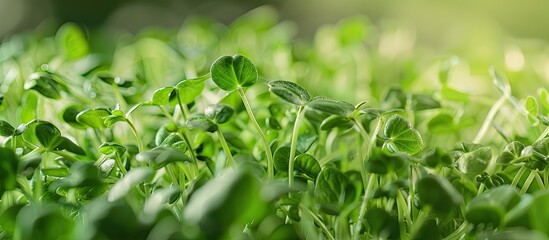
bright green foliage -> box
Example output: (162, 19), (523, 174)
(3, 8), (549, 240)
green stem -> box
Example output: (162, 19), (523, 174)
(51, 150), (81, 163)
(114, 155), (127, 175)
(443, 221), (469, 240)
(410, 206), (430, 239)
(535, 171), (545, 190)
(288, 106), (306, 187)
(237, 87), (274, 179)
(511, 165), (527, 189)
(353, 117), (383, 240)
(473, 96), (506, 144)
(520, 170), (536, 195)
(217, 130), (236, 168)
(179, 131), (200, 176)
(300, 204), (336, 240)
(176, 90), (190, 122)
(396, 190), (411, 239)
(112, 83), (128, 111)
(126, 119), (145, 153)
(536, 125), (549, 142)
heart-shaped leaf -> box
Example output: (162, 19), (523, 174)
(383, 115), (423, 155)
(297, 134), (318, 153)
(205, 104), (234, 124)
(61, 105), (87, 129)
(268, 80), (310, 106)
(210, 54), (257, 91)
(315, 167), (348, 204)
(76, 108), (111, 129)
(56, 23), (89, 60)
(306, 96), (355, 116)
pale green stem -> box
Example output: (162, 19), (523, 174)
(520, 170), (536, 195)
(511, 165), (527, 188)
(176, 91), (190, 122)
(126, 119), (145, 153)
(217, 130), (236, 168)
(288, 106), (306, 187)
(473, 96), (506, 144)
(536, 126), (549, 142)
(112, 84), (128, 111)
(300, 204), (336, 240)
(353, 117), (383, 240)
(179, 131), (200, 176)
(237, 87), (274, 179)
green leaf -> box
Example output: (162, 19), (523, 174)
(383, 115), (423, 155)
(210, 54), (258, 91)
(365, 208), (400, 239)
(466, 186), (520, 228)
(268, 80), (310, 106)
(294, 154), (321, 179)
(274, 146), (299, 172)
(57, 137), (86, 155)
(421, 147), (454, 168)
(76, 108), (111, 129)
(315, 167), (348, 204)
(538, 88), (549, 116)
(489, 67), (511, 96)
(175, 75), (208, 104)
(61, 105), (86, 129)
(16, 206), (75, 240)
(143, 186), (181, 217)
(417, 175), (463, 214)
(204, 104), (234, 124)
(297, 134), (318, 153)
(497, 141), (525, 165)
(456, 146), (492, 176)
(365, 148), (408, 174)
(266, 117), (282, 130)
(440, 86), (469, 102)
(187, 115), (218, 133)
(24, 72), (68, 99)
(320, 115), (353, 131)
(184, 170), (266, 239)
(0, 120), (15, 136)
(530, 192), (549, 237)
(56, 23), (89, 60)
(306, 96), (355, 116)
(99, 142), (127, 156)
(35, 122), (63, 150)
(0, 147), (18, 196)
(526, 95), (540, 125)
(50, 162), (101, 189)
(108, 167), (153, 202)
(42, 168), (70, 177)
(152, 87), (175, 105)
(136, 148), (193, 169)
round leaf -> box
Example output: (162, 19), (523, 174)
(210, 54), (258, 91)
(24, 72), (68, 99)
(456, 147), (492, 176)
(383, 115), (423, 155)
(57, 137), (86, 155)
(175, 75), (208, 104)
(497, 141), (525, 165)
(152, 87), (175, 105)
(315, 167), (348, 204)
(187, 115), (218, 133)
(268, 80), (310, 106)
(35, 122), (63, 150)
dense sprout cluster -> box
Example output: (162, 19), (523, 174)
(3, 6), (549, 240)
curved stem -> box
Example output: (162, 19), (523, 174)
(126, 119), (145, 153)
(237, 87), (274, 179)
(216, 130), (236, 168)
(300, 204), (336, 240)
(511, 165), (527, 188)
(473, 96), (506, 144)
(288, 106), (306, 187)
(179, 131), (200, 175)
(520, 170), (536, 195)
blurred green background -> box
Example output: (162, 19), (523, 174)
(2, 0), (549, 46)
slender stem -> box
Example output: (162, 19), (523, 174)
(473, 96), (506, 144)
(126, 119), (145, 153)
(179, 131), (200, 176)
(443, 221), (469, 240)
(536, 126), (549, 142)
(520, 170), (536, 195)
(288, 106), (306, 187)
(300, 204), (336, 240)
(534, 171), (545, 190)
(216, 130), (236, 168)
(112, 84), (128, 111)
(51, 150), (81, 163)
(396, 190), (411, 239)
(511, 165), (527, 188)
(237, 87), (274, 179)
(114, 155), (127, 175)
(410, 206), (430, 239)
(353, 117), (383, 240)
(176, 91), (190, 122)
